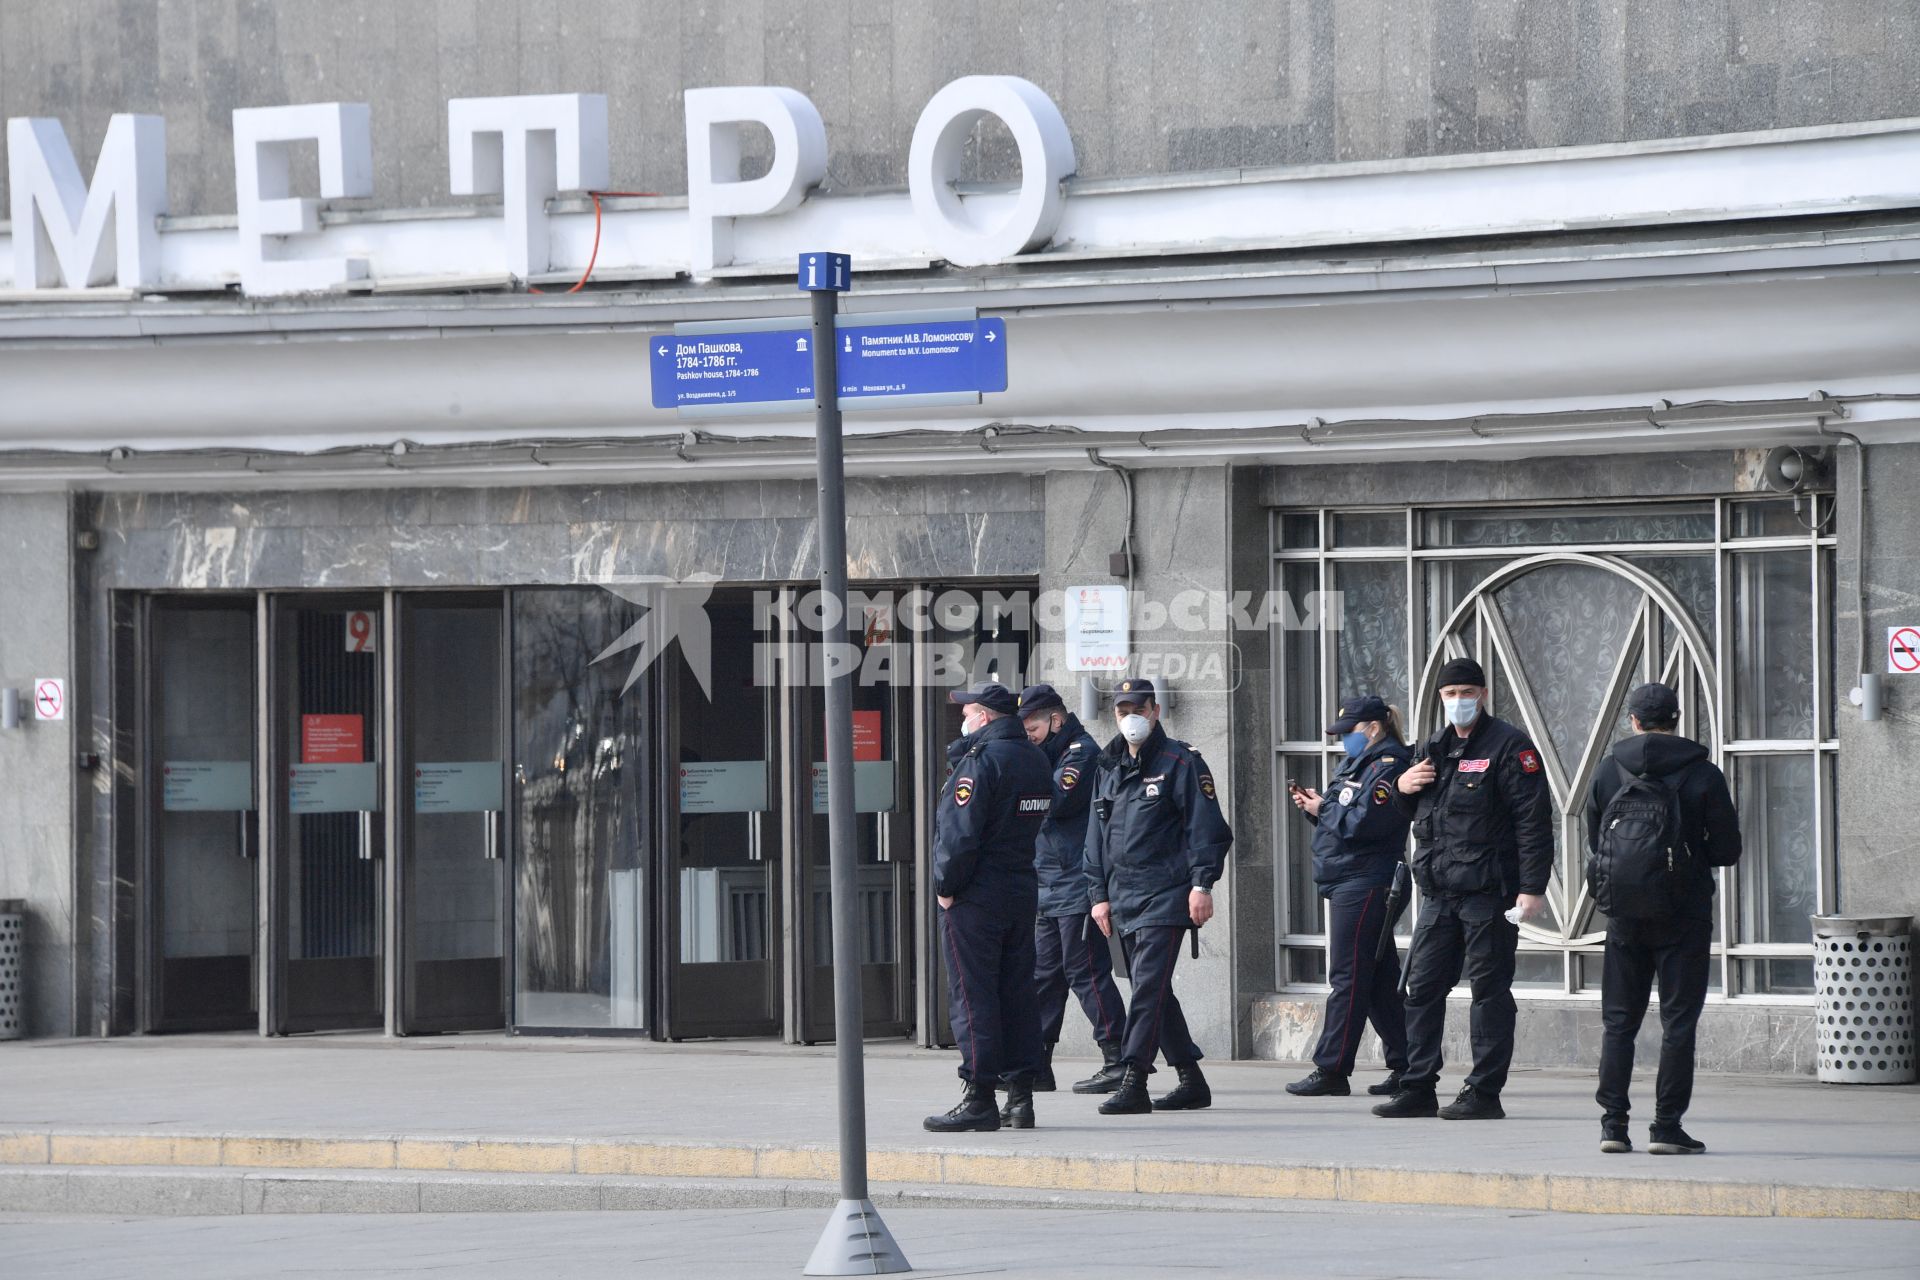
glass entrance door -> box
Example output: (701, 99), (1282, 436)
(794, 607), (913, 1043)
(397, 594), (507, 1033)
(143, 597), (259, 1032)
(663, 592), (780, 1038)
(266, 594), (387, 1034)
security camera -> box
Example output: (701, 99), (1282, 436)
(1762, 445), (1825, 495)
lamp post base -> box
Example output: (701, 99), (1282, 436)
(803, 1198), (912, 1276)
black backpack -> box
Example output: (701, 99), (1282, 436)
(1590, 761), (1686, 920)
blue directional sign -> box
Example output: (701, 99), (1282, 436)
(648, 310), (1008, 416)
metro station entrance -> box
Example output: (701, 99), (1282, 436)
(130, 580), (1034, 1044)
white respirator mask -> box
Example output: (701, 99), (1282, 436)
(1443, 696), (1480, 729)
(1119, 713), (1154, 746)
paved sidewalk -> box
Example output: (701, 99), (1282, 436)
(1, 1035), (1915, 1218)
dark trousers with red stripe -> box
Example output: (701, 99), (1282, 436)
(1117, 925), (1204, 1074)
(1035, 913), (1127, 1046)
(941, 899), (1043, 1084)
(1312, 881), (1410, 1077)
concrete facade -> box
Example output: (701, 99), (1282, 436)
(2, 1), (1918, 216)
(0, 491), (75, 1038)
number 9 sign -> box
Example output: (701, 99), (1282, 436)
(345, 610), (377, 654)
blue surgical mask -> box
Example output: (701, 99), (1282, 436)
(1341, 730), (1369, 758)
(1443, 695), (1480, 729)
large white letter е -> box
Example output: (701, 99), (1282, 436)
(231, 103), (374, 296)
(448, 94), (609, 279)
(8, 114), (167, 289)
(683, 87), (827, 276)
(909, 77), (1075, 266)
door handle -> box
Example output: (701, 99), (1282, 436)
(483, 809), (504, 860)
(875, 812), (892, 864)
(358, 809), (378, 861)
(747, 809), (765, 862)
(237, 809), (258, 859)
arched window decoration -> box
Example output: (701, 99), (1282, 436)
(1269, 500), (1836, 1000)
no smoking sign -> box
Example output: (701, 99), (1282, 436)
(1890, 626), (1920, 676)
(33, 677), (66, 722)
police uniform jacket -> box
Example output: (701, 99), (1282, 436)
(1084, 722), (1233, 935)
(1034, 713), (1103, 919)
(932, 714), (1055, 913)
(1301, 737), (1414, 893)
(1395, 713), (1553, 900)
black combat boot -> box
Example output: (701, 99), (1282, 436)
(1284, 1068), (1350, 1097)
(1600, 1113), (1632, 1154)
(1370, 1085), (1439, 1118)
(924, 1079), (1001, 1133)
(1072, 1040), (1126, 1094)
(1034, 1044), (1057, 1093)
(1097, 1063), (1153, 1115)
(1438, 1084), (1505, 1120)
(1000, 1078), (1035, 1129)
(1152, 1063), (1212, 1111)
(1367, 1070), (1405, 1096)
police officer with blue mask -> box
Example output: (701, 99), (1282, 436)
(1085, 679), (1234, 1116)
(1284, 695), (1414, 1098)
(1374, 657), (1553, 1122)
(1013, 683), (1128, 1110)
(925, 681), (1057, 1133)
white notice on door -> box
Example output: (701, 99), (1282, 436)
(414, 762), (505, 813)
(679, 761), (769, 813)
(163, 761), (255, 812)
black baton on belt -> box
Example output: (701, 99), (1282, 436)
(1375, 862), (1412, 964)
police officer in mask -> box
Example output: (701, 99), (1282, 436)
(925, 682), (1056, 1133)
(1086, 679), (1234, 1116)
(1015, 683), (1128, 1107)
(1284, 694), (1413, 1098)
(1374, 657), (1552, 1121)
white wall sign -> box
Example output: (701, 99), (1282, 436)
(345, 610), (376, 653)
(163, 760), (254, 812)
(31, 677), (66, 721)
(8, 113), (166, 289)
(1890, 626), (1920, 675)
(1064, 586), (1129, 672)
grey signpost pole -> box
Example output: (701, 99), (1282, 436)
(800, 252), (911, 1278)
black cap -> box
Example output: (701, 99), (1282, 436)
(1327, 695), (1391, 735)
(1437, 657), (1486, 688)
(1017, 683), (1066, 717)
(949, 682), (1017, 715)
(1625, 681), (1679, 725)
(1110, 677), (1156, 706)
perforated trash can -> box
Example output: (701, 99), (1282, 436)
(0, 900), (22, 1041)
(1813, 915), (1915, 1084)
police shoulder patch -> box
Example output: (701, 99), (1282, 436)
(1061, 766), (1081, 790)
(1373, 784), (1391, 805)
(1018, 793), (1053, 815)
(1517, 748), (1542, 775)
(954, 777), (975, 806)
(1199, 774), (1216, 800)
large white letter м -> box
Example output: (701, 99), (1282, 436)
(8, 114), (167, 289)
(231, 103), (374, 296)
(449, 94), (609, 279)
(684, 87), (827, 275)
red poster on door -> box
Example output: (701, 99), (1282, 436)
(302, 714), (364, 764)
(852, 710), (883, 762)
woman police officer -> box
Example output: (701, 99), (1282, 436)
(1283, 694), (1414, 1098)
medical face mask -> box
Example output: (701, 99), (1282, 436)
(1341, 730), (1369, 758)
(1118, 713), (1153, 746)
(962, 709), (988, 736)
(1443, 696), (1480, 729)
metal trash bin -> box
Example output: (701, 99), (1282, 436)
(0, 900), (22, 1041)
(1812, 915), (1915, 1084)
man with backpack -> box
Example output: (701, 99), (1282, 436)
(1585, 682), (1742, 1156)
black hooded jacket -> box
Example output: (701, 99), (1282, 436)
(1584, 732), (1742, 922)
